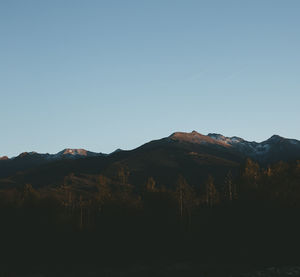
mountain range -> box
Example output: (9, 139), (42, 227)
(1, 131), (300, 188)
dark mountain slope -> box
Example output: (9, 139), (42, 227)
(1, 132), (243, 189)
(2, 131), (300, 191)
(0, 152), (53, 178)
(0, 149), (105, 178)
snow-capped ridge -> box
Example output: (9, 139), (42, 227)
(207, 133), (245, 145)
(207, 132), (300, 161)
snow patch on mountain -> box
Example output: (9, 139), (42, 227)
(53, 148), (103, 159)
(207, 133), (245, 145)
(207, 133), (300, 160)
(6, 149), (105, 161)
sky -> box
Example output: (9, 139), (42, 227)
(1, 0), (300, 157)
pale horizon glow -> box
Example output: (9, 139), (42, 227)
(1, 0), (300, 157)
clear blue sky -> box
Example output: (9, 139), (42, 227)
(1, 0), (300, 157)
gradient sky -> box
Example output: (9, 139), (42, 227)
(1, 0), (300, 157)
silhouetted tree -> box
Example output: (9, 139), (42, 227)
(146, 177), (156, 192)
(22, 184), (39, 206)
(96, 174), (112, 213)
(205, 175), (218, 207)
(224, 171), (237, 201)
(117, 165), (130, 185)
(243, 158), (260, 188)
(175, 175), (196, 225)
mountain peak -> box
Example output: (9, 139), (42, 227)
(169, 131), (230, 147)
(267, 135), (285, 142)
(0, 156), (9, 161)
(54, 148), (105, 159)
(58, 149), (89, 156)
(110, 148), (123, 154)
(170, 131), (207, 140)
(17, 152), (38, 158)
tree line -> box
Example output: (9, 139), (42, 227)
(0, 159), (300, 267)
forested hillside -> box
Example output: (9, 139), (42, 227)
(0, 159), (300, 271)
